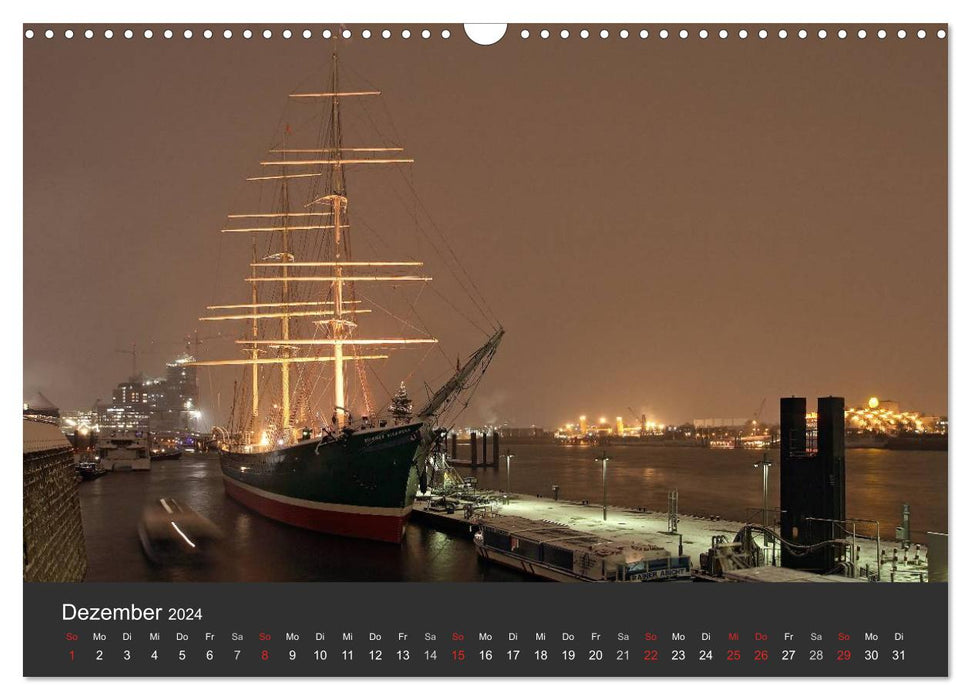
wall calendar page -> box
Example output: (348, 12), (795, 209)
(17, 4), (955, 693)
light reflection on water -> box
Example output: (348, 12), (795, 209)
(454, 444), (947, 536)
(78, 445), (946, 582)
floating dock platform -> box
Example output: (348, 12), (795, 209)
(413, 492), (930, 583)
(474, 514), (690, 582)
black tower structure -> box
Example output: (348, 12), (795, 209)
(779, 396), (846, 573)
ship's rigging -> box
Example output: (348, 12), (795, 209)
(190, 52), (501, 449)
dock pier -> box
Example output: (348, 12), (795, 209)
(412, 491), (930, 583)
(448, 430), (501, 468)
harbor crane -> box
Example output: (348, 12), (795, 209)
(115, 333), (226, 382)
(750, 397), (766, 434)
(115, 342), (138, 379)
(184, 330), (227, 357)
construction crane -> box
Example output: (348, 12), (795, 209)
(115, 342), (138, 380)
(142, 331), (227, 359)
(750, 397), (767, 434)
(627, 406), (647, 434)
(183, 330), (226, 358)
(115, 333), (227, 383)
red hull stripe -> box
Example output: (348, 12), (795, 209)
(223, 477), (410, 544)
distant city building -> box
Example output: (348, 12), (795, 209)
(59, 409), (97, 434)
(498, 426), (549, 440)
(555, 414), (668, 440)
(824, 397), (946, 436)
(155, 354), (200, 431)
(692, 417), (749, 429)
(102, 376), (154, 430)
(99, 353), (200, 432)
(59, 409), (99, 450)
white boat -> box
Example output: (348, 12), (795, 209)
(99, 429), (151, 471)
(473, 515), (691, 582)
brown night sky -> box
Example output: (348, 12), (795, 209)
(23, 25), (947, 427)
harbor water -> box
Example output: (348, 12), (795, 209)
(78, 446), (947, 582)
(459, 444), (948, 536)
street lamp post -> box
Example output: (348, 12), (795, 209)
(598, 450), (610, 521)
(504, 449), (515, 493)
(754, 452), (773, 545)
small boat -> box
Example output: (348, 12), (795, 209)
(77, 459), (108, 481)
(138, 498), (222, 565)
(150, 447), (183, 461)
(474, 515), (691, 582)
(75, 449), (107, 480)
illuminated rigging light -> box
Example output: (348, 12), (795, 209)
(246, 172), (328, 181)
(245, 275), (432, 282)
(220, 225), (339, 232)
(268, 147), (404, 153)
(236, 339), (437, 346)
(188, 355), (389, 367)
(207, 301), (360, 310)
(199, 310), (371, 321)
(189, 53), (507, 446)
(227, 212), (331, 220)
(259, 159), (415, 166)
(289, 90), (381, 98)
(250, 261), (423, 267)
(246, 160), (414, 181)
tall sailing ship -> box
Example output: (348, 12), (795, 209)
(190, 55), (502, 544)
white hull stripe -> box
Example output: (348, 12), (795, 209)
(476, 546), (585, 583)
(223, 473), (413, 518)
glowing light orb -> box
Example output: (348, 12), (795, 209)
(867, 397), (880, 409)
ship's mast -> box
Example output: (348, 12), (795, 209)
(330, 192), (348, 426)
(192, 51), (439, 447)
(326, 54), (350, 428)
(279, 149), (293, 437)
(250, 236), (260, 426)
